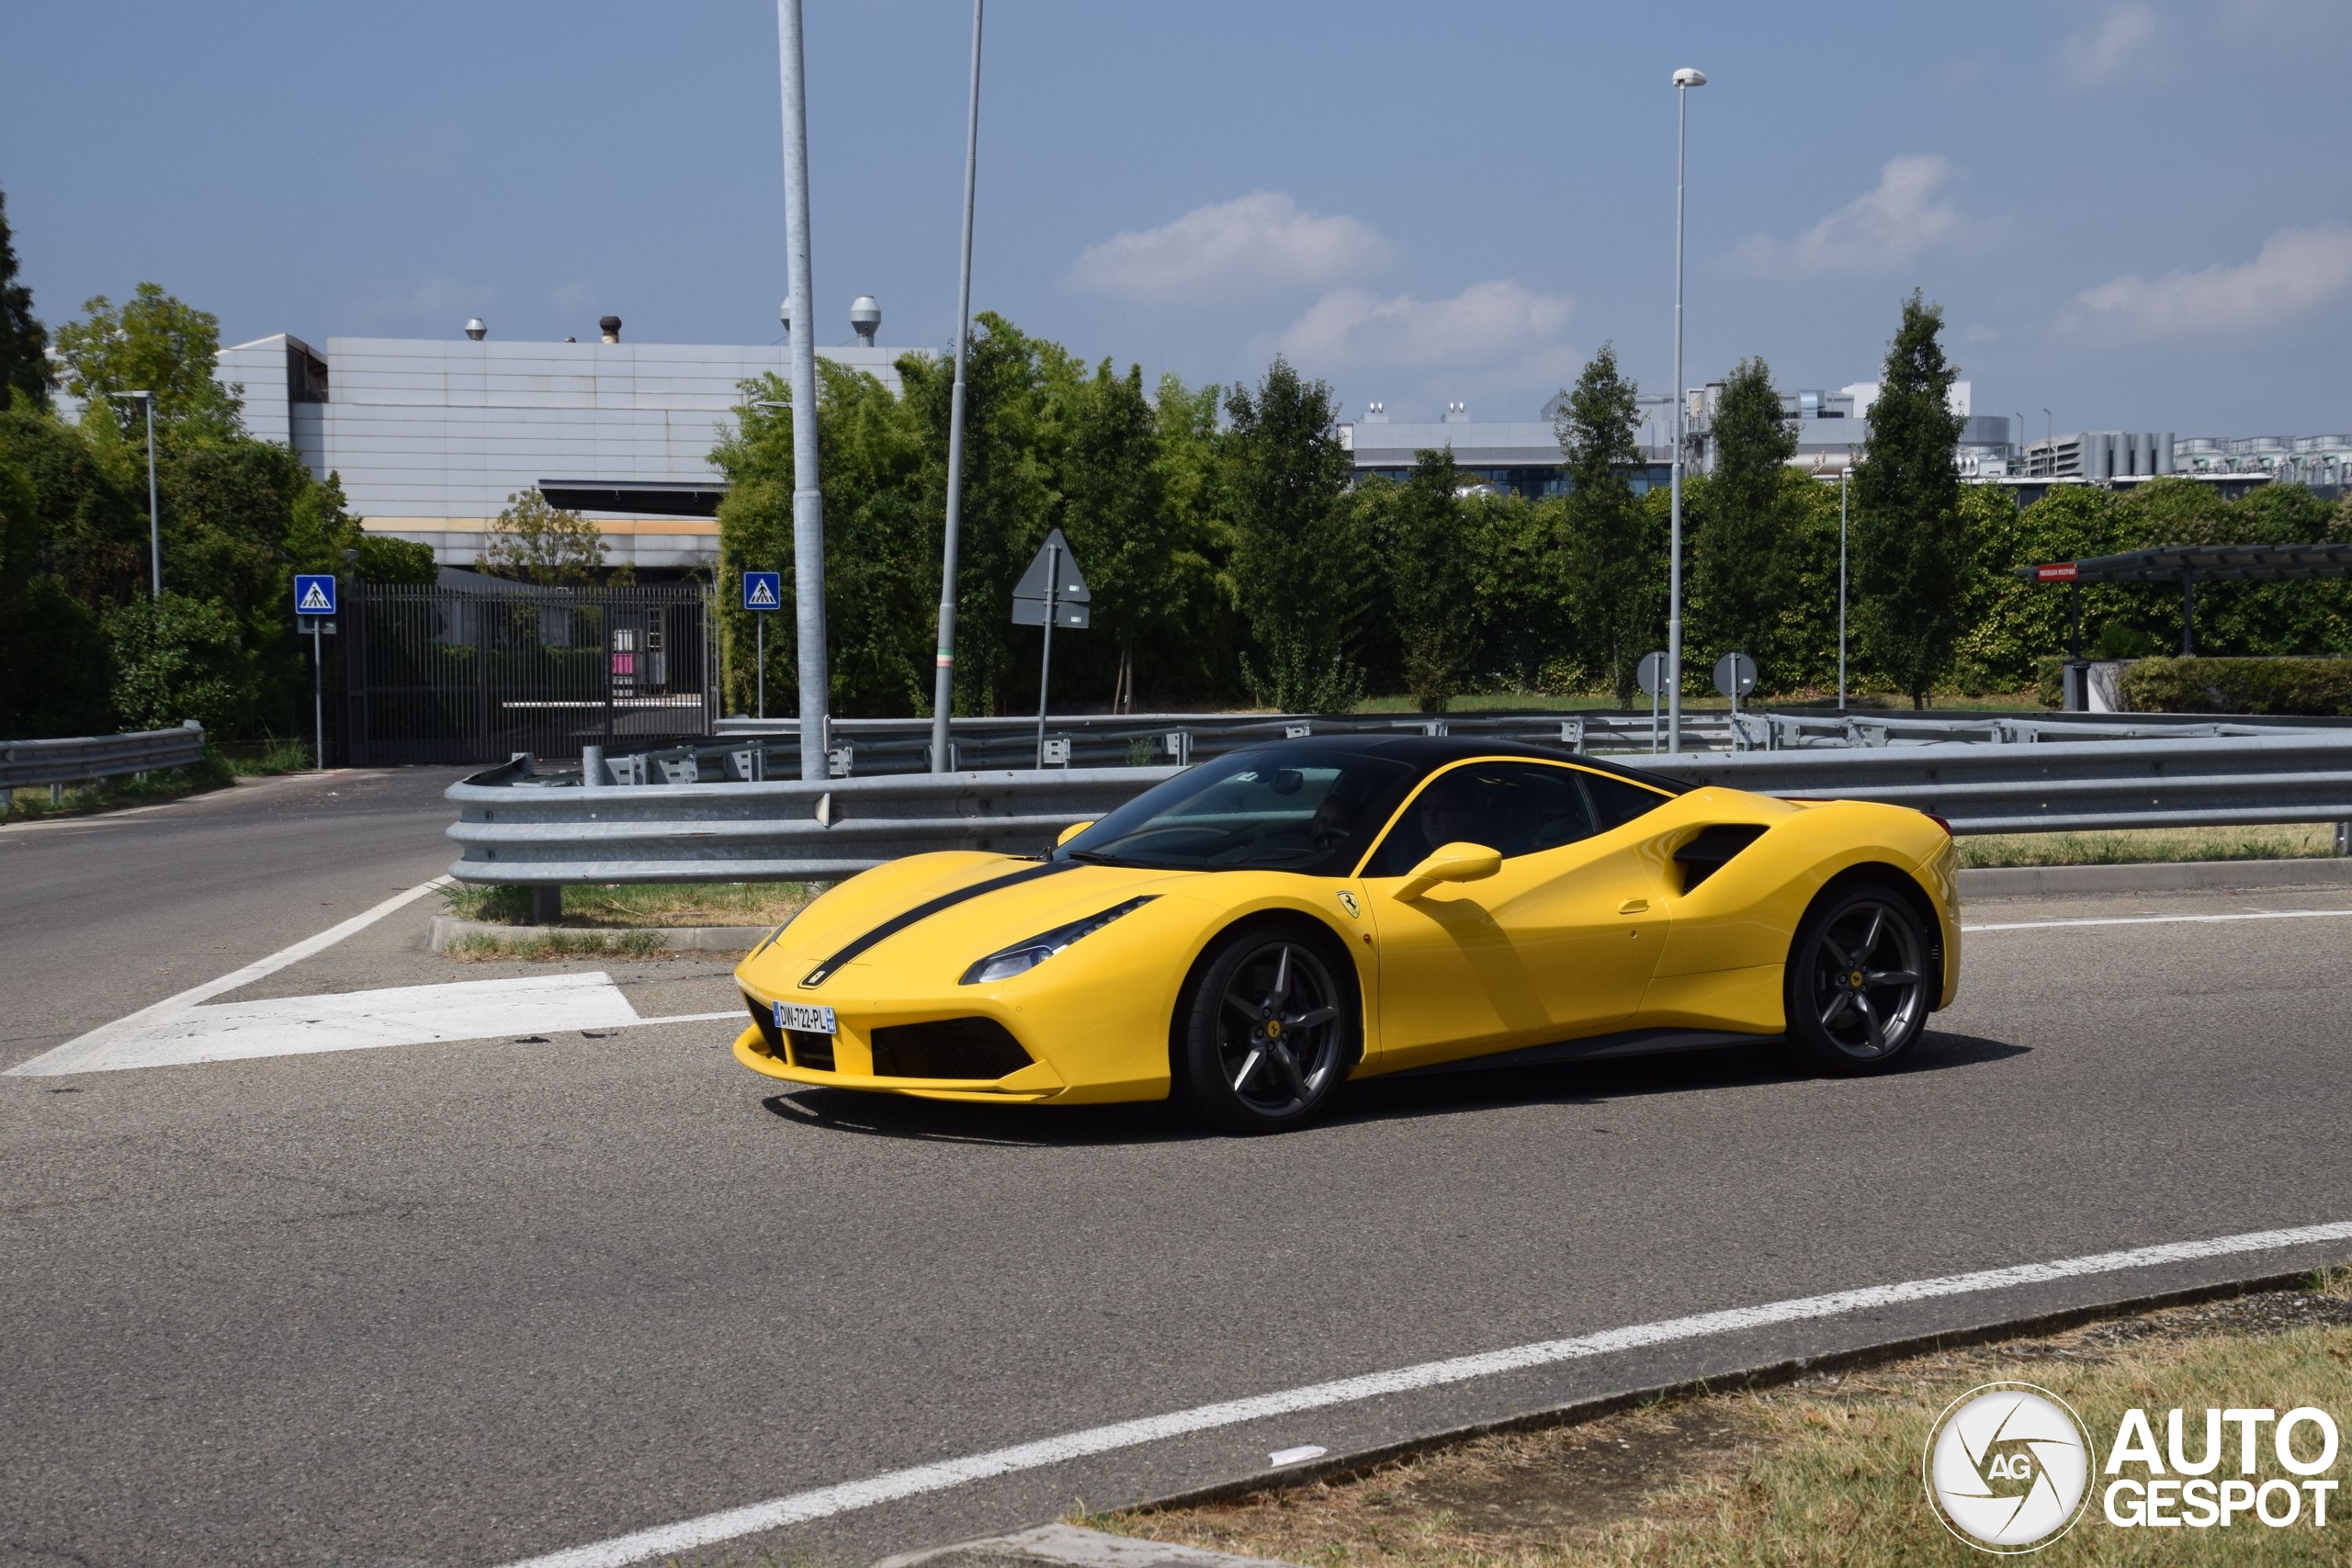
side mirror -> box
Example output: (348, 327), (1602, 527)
(1056, 819), (1095, 848)
(1396, 841), (1502, 900)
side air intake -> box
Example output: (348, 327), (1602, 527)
(1674, 824), (1769, 892)
(869, 1018), (1033, 1080)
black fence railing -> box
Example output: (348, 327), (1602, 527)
(345, 582), (716, 765)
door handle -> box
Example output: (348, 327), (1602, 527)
(1618, 897), (1650, 914)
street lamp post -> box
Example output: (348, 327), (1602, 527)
(930, 0), (985, 774)
(109, 390), (160, 599)
(775, 0), (829, 782)
(1666, 66), (1705, 754)
(1838, 450), (1851, 710)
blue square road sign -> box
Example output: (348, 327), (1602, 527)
(294, 574), (337, 616)
(743, 571), (782, 612)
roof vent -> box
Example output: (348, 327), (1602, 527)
(1442, 400), (1469, 424)
(464, 318), (487, 341)
(850, 295), (881, 345)
(1363, 400), (1388, 423)
(599, 315), (622, 344)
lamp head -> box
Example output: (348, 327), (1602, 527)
(1672, 67), (1707, 88)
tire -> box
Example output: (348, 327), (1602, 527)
(1174, 923), (1358, 1133)
(1783, 879), (1935, 1075)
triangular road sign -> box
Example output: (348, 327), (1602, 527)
(1011, 528), (1091, 604)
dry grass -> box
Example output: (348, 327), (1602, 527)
(1100, 1285), (2352, 1568)
(1954, 823), (2338, 869)
(442, 881), (818, 929)
(444, 928), (670, 962)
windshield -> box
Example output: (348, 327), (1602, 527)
(1056, 748), (1417, 875)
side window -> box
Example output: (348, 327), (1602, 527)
(1363, 763), (1600, 876)
(1580, 772), (1674, 830)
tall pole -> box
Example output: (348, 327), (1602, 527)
(142, 397), (160, 600)
(1838, 458), (1849, 711)
(776, 0), (829, 781)
(756, 615), (766, 719)
(1035, 538), (1058, 768)
(311, 621), (325, 770)
(1667, 70), (1703, 752)
(930, 0), (985, 774)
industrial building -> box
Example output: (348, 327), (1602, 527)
(62, 305), (915, 574)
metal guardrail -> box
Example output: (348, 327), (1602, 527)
(0, 722), (207, 794)
(446, 727), (2352, 885)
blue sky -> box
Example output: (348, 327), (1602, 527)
(8, 0), (2351, 437)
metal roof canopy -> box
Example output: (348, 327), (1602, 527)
(537, 479), (727, 518)
(2016, 542), (2352, 660)
(2016, 542), (2352, 585)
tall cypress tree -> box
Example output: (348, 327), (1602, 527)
(0, 186), (52, 411)
(1852, 292), (1967, 708)
(1555, 344), (1653, 705)
(1225, 357), (1359, 712)
(1693, 356), (1797, 682)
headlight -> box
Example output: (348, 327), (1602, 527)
(959, 897), (1157, 986)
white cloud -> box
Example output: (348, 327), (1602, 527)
(2067, 225), (2352, 338)
(1733, 155), (1974, 277)
(2069, 3), (2167, 84)
(1276, 280), (1573, 372)
(1069, 191), (1389, 302)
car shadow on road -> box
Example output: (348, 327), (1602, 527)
(756, 1030), (2028, 1148)
(1329, 1029), (2030, 1128)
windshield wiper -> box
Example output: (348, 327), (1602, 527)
(1061, 848), (1126, 866)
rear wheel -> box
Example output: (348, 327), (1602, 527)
(1175, 926), (1356, 1133)
(1784, 882), (1933, 1074)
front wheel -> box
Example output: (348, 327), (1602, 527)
(1784, 883), (1934, 1074)
(1175, 927), (1356, 1134)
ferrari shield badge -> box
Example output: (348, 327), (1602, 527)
(1336, 890), (1361, 919)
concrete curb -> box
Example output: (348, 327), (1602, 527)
(1959, 856), (2352, 897)
(426, 914), (770, 954)
(876, 1524), (1299, 1568)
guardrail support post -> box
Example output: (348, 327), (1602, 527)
(2337, 822), (2349, 858)
(532, 886), (561, 923)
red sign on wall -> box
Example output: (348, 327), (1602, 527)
(2035, 562), (2079, 581)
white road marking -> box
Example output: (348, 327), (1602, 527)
(1963, 908), (2352, 934)
(6, 877), (449, 1076)
(8, 973), (644, 1076)
(495, 1219), (2352, 1568)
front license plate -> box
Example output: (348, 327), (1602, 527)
(775, 1002), (836, 1035)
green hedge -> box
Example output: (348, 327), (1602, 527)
(2119, 657), (2352, 716)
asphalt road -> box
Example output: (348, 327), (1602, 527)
(6, 776), (2352, 1567)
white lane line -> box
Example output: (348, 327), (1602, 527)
(1963, 908), (2352, 933)
(496, 1218), (2352, 1568)
(9, 973), (644, 1076)
(8, 878), (447, 1077)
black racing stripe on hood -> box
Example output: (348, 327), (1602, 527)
(799, 859), (1080, 988)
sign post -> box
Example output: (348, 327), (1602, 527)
(1636, 650), (1668, 753)
(742, 571), (782, 719)
(293, 574), (337, 770)
(1713, 650), (1758, 720)
(1010, 528), (1091, 768)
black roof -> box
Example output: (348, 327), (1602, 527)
(1233, 732), (1691, 795)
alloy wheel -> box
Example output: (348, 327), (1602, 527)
(1216, 940), (1344, 1117)
(1807, 897), (1928, 1061)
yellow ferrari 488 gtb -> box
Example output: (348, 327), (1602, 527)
(734, 737), (1960, 1132)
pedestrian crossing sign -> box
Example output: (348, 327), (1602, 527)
(743, 571), (781, 612)
(294, 574), (336, 616)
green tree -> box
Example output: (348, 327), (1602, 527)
(480, 488), (610, 587)
(1851, 292), (1967, 707)
(1224, 356), (1360, 712)
(52, 283), (243, 441)
(107, 592), (253, 734)
(1555, 344), (1657, 705)
(1385, 447), (1478, 711)
(1693, 356), (1799, 685)
(1060, 360), (1174, 712)
(0, 186), (51, 412)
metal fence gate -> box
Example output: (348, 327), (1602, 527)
(345, 582), (717, 764)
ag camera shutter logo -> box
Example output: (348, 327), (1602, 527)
(1923, 1382), (2094, 1552)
